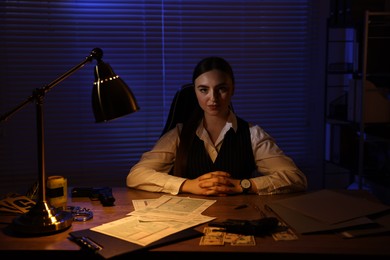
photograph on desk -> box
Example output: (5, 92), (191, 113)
(265, 189), (390, 237)
(0, 194), (35, 214)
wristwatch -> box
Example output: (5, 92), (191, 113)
(240, 179), (251, 193)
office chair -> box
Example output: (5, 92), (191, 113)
(161, 83), (199, 137)
(161, 83), (234, 137)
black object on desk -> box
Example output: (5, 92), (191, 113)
(69, 228), (203, 259)
(209, 217), (279, 236)
(71, 187), (115, 206)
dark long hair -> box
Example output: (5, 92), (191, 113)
(192, 56), (235, 85)
(173, 57), (234, 177)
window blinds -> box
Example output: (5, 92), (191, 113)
(0, 0), (324, 193)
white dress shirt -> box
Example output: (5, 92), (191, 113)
(126, 112), (307, 195)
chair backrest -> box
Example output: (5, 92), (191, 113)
(161, 83), (234, 137)
(161, 83), (198, 136)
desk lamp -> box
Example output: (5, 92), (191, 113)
(0, 48), (139, 235)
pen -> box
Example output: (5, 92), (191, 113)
(234, 204), (248, 209)
(77, 236), (102, 251)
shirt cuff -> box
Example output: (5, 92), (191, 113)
(164, 176), (187, 195)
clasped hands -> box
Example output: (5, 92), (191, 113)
(180, 171), (244, 196)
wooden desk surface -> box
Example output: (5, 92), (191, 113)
(1, 187), (389, 259)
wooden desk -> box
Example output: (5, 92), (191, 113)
(1, 187), (389, 259)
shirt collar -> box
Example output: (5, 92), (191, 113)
(196, 110), (238, 137)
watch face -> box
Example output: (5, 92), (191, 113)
(241, 179), (251, 189)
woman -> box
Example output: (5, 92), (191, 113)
(126, 56), (307, 196)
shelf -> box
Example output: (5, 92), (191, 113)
(324, 11), (390, 190)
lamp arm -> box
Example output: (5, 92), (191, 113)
(0, 48), (102, 122)
(0, 95), (34, 122)
(2, 48), (104, 234)
(30, 52), (95, 203)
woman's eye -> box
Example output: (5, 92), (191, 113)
(219, 87), (228, 93)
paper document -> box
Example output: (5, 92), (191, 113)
(128, 195), (216, 222)
(91, 195), (216, 246)
(132, 198), (155, 210)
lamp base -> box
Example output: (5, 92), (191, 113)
(11, 200), (73, 235)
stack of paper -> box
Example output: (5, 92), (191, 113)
(91, 195), (216, 246)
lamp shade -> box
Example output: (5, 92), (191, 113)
(92, 61), (139, 122)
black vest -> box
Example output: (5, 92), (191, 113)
(185, 117), (256, 179)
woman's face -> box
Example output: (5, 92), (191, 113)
(194, 69), (234, 118)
